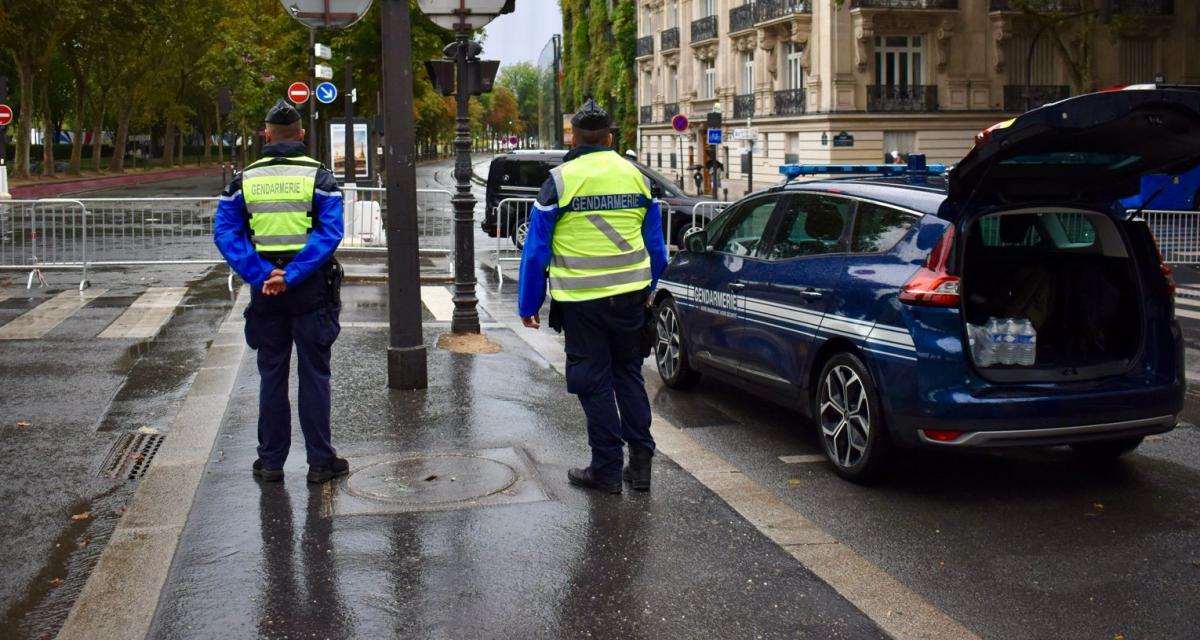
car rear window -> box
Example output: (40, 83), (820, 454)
(504, 161), (551, 188)
(851, 203), (918, 253)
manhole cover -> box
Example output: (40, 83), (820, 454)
(346, 454), (519, 505)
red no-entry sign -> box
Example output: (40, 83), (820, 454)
(287, 82), (311, 105)
(0, 104), (13, 127)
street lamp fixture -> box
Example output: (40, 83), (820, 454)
(417, 0), (514, 335)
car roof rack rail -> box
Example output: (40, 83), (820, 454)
(779, 153), (947, 185)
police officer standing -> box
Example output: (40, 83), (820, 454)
(518, 100), (669, 494)
(214, 99), (348, 484)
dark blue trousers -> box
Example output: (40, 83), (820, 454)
(244, 272), (341, 469)
(560, 290), (655, 482)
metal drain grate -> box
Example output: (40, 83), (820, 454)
(98, 432), (166, 480)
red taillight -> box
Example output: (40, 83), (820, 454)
(1162, 263), (1177, 298)
(922, 430), (964, 442)
(901, 225), (961, 307)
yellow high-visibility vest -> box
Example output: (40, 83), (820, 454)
(242, 155), (321, 253)
(548, 151), (653, 302)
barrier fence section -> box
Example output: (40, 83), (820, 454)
(1142, 210), (1200, 265)
(491, 197), (538, 283)
(343, 186), (454, 276)
(666, 200), (729, 252)
(0, 199), (91, 289)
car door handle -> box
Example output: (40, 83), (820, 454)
(800, 289), (823, 299)
(728, 281), (746, 292)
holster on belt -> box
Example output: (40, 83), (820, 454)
(325, 258), (343, 307)
(548, 299), (564, 334)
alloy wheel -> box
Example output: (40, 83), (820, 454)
(515, 221), (531, 249)
(656, 305), (682, 380)
(819, 365), (871, 468)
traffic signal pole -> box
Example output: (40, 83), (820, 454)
(381, 0), (427, 389)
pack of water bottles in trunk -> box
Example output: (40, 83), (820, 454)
(967, 318), (1037, 367)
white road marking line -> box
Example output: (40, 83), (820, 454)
(99, 287), (188, 339)
(0, 289), (108, 340)
(779, 454), (826, 464)
(1175, 307), (1200, 321)
(1174, 296), (1200, 308)
(0, 292), (11, 303)
(420, 286), (455, 322)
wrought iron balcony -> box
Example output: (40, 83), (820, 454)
(867, 85), (938, 112)
(1112, 0), (1173, 15)
(691, 15), (718, 43)
(772, 89), (806, 116)
(755, 0), (812, 23)
(989, 0), (1080, 10)
(730, 4), (755, 34)
(636, 36), (654, 58)
(1004, 85), (1070, 112)
(663, 102), (680, 123)
(734, 94), (755, 119)
(850, 0), (958, 8)
(661, 27), (680, 51)
(640, 105), (653, 124)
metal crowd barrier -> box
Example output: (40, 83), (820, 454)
(343, 186), (454, 276)
(666, 200), (729, 252)
(491, 197), (537, 283)
(0, 199), (91, 290)
(1141, 210), (1200, 265)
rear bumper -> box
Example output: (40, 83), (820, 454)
(915, 414), (1176, 448)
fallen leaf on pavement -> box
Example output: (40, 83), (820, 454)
(1093, 502), (1105, 511)
(15, 421), (31, 429)
(48, 578), (63, 587)
(79, 537), (91, 548)
(71, 512), (90, 521)
(786, 478), (802, 486)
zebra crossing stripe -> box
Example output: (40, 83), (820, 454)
(99, 287), (188, 339)
(420, 286), (455, 322)
(0, 289), (108, 340)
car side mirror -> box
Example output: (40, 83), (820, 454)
(650, 182), (664, 199)
(684, 229), (708, 254)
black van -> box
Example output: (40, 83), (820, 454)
(482, 150), (710, 249)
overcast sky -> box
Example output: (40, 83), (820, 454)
(480, 2), (563, 70)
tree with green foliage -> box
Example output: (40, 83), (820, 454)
(497, 62), (540, 142)
(557, 0), (636, 150)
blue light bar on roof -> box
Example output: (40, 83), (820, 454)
(779, 153), (947, 181)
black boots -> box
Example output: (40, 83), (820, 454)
(567, 467), (623, 494)
(623, 445), (653, 492)
(252, 459), (284, 482)
(307, 457), (350, 484)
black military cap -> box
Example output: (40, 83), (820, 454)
(572, 99), (612, 131)
(265, 99), (301, 125)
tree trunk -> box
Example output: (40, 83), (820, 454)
(203, 126), (211, 163)
(178, 129), (184, 165)
(111, 108), (132, 173)
(69, 83), (85, 175)
(163, 120), (176, 168)
(90, 104), (105, 172)
(14, 60), (33, 178)
(40, 78), (55, 177)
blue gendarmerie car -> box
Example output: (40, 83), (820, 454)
(652, 88), (1200, 482)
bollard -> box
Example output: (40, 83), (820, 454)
(723, 187), (728, 203)
(0, 158), (10, 200)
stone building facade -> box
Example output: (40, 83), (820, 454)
(633, 0), (1199, 198)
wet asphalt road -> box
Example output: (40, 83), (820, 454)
(3, 163), (1200, 638)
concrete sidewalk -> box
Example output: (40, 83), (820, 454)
(129, 290), (885, 638)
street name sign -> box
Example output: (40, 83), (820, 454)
(314, 43), (332, 60)
(316, 82), (339, 104)
(732, 128), (757, 141)
(0, 104), (12, 127)
(288, 82), (311, 105)
(671, 114), (689, 132)
(314, 64), (334, 80)
(708, 129), (723, 145)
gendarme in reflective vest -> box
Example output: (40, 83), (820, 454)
(241, 154), (322, 254)
(548, 151), (653, 302)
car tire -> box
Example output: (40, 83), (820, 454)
(655, 297), (700, 390)
(511, 220), (531, 250)
(815, 352), (890, 483)
(1070, 436), (1144, 461)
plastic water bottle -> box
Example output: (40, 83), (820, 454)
(1017, 319), (1038, 366)
(986, 318), (1005, 366)
(969, 324), (992, 367)
(1000, 318), (1018, 365)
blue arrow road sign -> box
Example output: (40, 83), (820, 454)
(315, 82), (338, 104)
(708, 129), (723, 145)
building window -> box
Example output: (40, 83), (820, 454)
(785, 42), (803, 90)
(699, 0), (716, 19)
(1006, 35), (1058, 85)
(668, 65), (679, 102)
(667, 0), (678, 28)
(641, 6), (652, 36)
(643, 70), (653, 105)
(874, 35), (923, 87)
(1120, 39), (1156, 84)
(702, 59), (717, 99)
(741, 50), (755, 93)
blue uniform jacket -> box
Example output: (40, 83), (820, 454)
(214, 140), (344, 289)
(517, 146), (669, 319)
